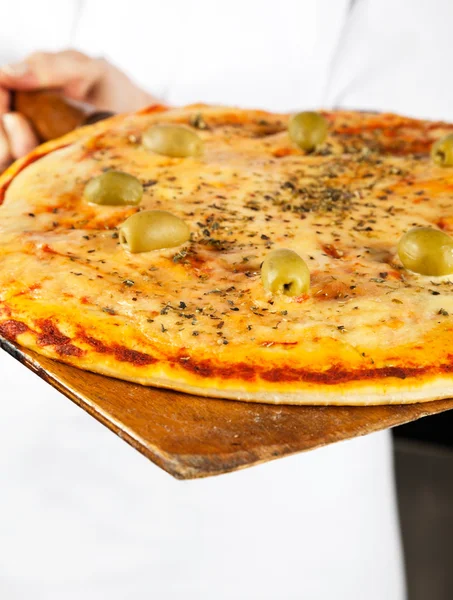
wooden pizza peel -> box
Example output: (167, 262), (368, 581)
(1, 91), (452, 480)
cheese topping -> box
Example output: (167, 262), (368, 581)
(0, 106), (453, 404)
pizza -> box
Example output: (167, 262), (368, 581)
(1, 104), (453, 406)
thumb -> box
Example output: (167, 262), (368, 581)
(0, 50), (104, 101)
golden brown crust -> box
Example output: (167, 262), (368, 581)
(1, 105), (453, 405)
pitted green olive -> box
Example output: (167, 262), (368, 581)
(83, 171), (143, 206)
(119, 210), (190, 253)
(431, 134), (453, 167)
(261, 249), (310, 296)
(397, 227), (453, 276)
(143, 125), (203, 158)
(288, 111), (328, 152)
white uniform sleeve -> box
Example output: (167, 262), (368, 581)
(325, 0), (453, 120)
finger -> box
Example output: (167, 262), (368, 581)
(2, 112), (39, 159)
(0, 60), (38, 89)
(0, 50), (103, 100)
(0, 120), (12, 171)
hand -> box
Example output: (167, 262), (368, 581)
(0, 50), (158, 170)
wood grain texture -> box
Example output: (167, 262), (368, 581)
(2, 337), (453, 480)
(14, 91), (87, 142)
(13, 91), (113, 142)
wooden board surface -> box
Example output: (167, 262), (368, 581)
(2, 336), (453, 479)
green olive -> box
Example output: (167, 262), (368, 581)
(119, 210), (190, 253)
(84, 171), (143, 206)
(288, 111), (328, 152)
(261, 249), (310, 296)
(397, 227), (453, 276)
(431, 134), (453, 167)
(143, 125), (203, 158)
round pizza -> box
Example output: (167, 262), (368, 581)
(1, 104), (453, 405)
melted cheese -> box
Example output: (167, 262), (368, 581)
(1, 106), (453, 405)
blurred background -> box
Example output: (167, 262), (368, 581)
(393, 419), (453, 600)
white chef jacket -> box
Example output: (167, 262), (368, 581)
(6, 0), (451, 597)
